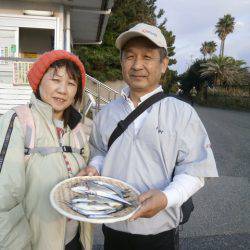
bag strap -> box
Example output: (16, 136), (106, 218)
(14, 105), (84, 155)
(108, 92), (168, 150)
(26, 146), (84, 155)
(13, 104), (35, 150)
(0, 113), (17, 172)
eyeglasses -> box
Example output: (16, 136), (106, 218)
(122, 55), (161, 66)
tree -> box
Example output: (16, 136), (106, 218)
(215, 14), (235, 57)
(200, 56), (247, 86)
(200, 42), (209, 59)
(207, 41), (217, 57)
(180, 59), (210, 90)
(74, 0), (176, 83)
(162, 70), (178, 93)
(179, 59), (208, 98)
(200, 41), (217, 59)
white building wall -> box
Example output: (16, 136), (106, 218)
(0, 0), (64, 49)
(0, 0), (65, 114)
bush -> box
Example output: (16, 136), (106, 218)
(196, 94), (250, 111)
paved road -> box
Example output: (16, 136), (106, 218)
(93, 106), (250, 249)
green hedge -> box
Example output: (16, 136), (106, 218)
(196, 94), (250, 111)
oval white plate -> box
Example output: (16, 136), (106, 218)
(50, 176), (140, 224)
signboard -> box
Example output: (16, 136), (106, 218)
(13, 61), (33, 85)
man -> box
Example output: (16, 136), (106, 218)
(190, 86), (198, 106)
(80, 23), (218, 250)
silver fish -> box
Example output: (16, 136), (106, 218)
(71, 196), (123, 209)
(71, 197), (91, 204)
(68, 203), (117, 217)
(71, 202), (114, 211)
(90, 180), (126, 198)
(87, 214), (113, 219)
(71, 184), (116, 196)
(83, 190), (132, 206)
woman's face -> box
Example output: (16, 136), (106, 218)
(39, 66), (78, 120)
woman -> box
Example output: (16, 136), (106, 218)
(0, 50), (92, 250)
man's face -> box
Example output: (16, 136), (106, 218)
(121, 37), (168, 94)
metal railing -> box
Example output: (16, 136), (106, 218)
(86, 74), (119, 111)
(0, 56), (119, 113)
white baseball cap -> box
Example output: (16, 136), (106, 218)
(115, 23), (167, 53)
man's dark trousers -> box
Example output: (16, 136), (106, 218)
(102, 224), (179, 250)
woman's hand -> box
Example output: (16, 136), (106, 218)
(77, 166), (100, 176)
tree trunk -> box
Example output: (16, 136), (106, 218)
(220, 39), (225, 57)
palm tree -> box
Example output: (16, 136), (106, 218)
(200, 56), (246, 86)
(207, 41), (217, 57)
(200, 42), (209, 59)
(215, 14), (235, 57)
(200, 41), (217, 59)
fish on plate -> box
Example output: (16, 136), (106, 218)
(71, 180), (130, 198)
(67, 202), (118, 218)
(71, 196), (123, 209)
(71, 181), (132, 206)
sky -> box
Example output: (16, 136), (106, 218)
(156, 0), (250, 74)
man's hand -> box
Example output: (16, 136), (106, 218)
(129, 189), (168, 221)
(77, 166), (100, 176)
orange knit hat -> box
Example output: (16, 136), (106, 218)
(27, 50), (86, 93)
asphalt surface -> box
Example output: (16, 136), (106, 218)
(93, 105), (250, 250)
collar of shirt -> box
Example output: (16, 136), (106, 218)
(53, 119), (64, 129)
(53, 119), (64, 140)
(121, 85), (163, 111)
(120, 85), (163, 134)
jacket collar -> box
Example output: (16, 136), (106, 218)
(30, 93), (82, 130)
(67, 105), (82, 129)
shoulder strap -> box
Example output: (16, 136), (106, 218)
(108, 92), (168, 150)
(14, 105), (85, 156)
(13, 104), (35, 150)
(0, 113), (17, 172)
(27, 146), (83, 155)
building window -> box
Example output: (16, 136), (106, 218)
(19, 27), (54, 58)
